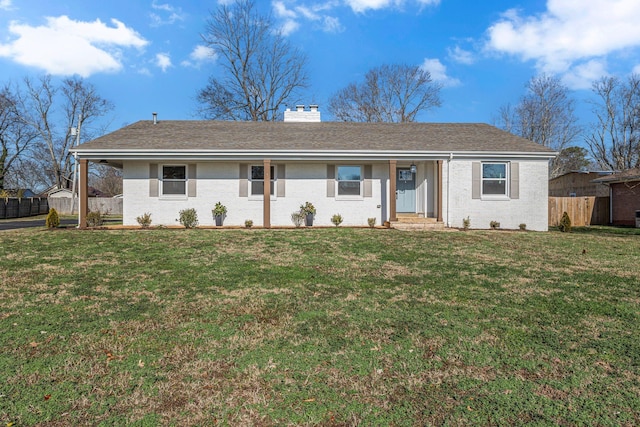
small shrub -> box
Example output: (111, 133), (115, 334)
(519, 223), (527, 231)
(45, 208), (60, 228)
(490, 220), (500, 230)
(136, 212), (152, 228)
(244, 219), (253, 228)
(331, 213), (343, 227)
(367, 217), (376, 228)
(559, 211), (572, 232)
(86, 210), (103, 227)
(291, 211), (304, 227)
(462, 216), (470, 231)
(179, 208), (198, 229)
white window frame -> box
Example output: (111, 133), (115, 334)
(160, 164), (187, 198)
(249, 164), (276, 199)
(336, 165), (363, 200)
(481, 162), (509, 199)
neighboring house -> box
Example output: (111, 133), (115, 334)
(549, 171), (613, 197)
(48, 188), (74, 198)
(592, 168), (640, 227)
(47, 187), (106, 198)
(72, 107), (556, 230)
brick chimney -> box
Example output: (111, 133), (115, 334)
(284, 104), (321, 122)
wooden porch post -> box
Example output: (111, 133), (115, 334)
(437, 160), (443, 223)
(263, 159), (271, 228)
(79, 159), (88, 228)
(389, 160), (397, 222)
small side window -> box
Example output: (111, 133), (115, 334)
(250, 165), (275, 196)
(336, 165), (362, 197)
(161, 165), (186, 196)
(482, 163), (508, 196)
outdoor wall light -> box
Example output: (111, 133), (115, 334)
(410, 163), (417, 174)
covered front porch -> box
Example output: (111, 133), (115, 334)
(76, 158), (445, 228)
(388, 159), (444, 224)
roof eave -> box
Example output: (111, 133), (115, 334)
(72, 148), (558, 162)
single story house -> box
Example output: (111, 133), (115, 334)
(72, 107), (556, 230)
(592, 168), (640, 226)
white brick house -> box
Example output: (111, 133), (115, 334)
(73, 108), (556, 230)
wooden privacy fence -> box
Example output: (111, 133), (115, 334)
(48, 197), (122, 215)
(549, 197), (609, 227)
(0, 197), (49, 219)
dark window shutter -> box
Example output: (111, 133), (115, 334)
(364, 164), (372, 198)
(472, 162), (481, 199)
(326, 164), (335, 197)
(149, 163), (158, 197)
(510, 162), (519, 199)
(277, 164), (286, 197)
(239, 164), (248, 197)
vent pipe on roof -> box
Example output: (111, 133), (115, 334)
(152, 112), (157, 124)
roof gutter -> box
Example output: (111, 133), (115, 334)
(72, 149), (558, 162)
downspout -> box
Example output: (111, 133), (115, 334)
(609, 185), (613, 225)
(446, 153), (453, 227)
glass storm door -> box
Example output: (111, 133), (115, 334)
(397, 168), (416, 212)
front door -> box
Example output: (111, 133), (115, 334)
(397, 168), (416, 212)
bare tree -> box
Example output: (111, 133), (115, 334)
(328, 63), (442, 123)
(0, 84), (37, 190)
(197, 0), (308, 121)
(90, 165), (123, 197)
(586, 75), (640, 171)
(15, 75), (113, 190)
(495, 74), (581, 177)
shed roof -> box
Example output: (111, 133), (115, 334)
(592, 168), (640, 184)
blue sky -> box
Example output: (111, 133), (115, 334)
(1, 0), (640, 132)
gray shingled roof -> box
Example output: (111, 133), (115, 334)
(592, 168), (640, 183)
(76, 121), (555, 154)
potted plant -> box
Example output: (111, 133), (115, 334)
(212, 201), (227, 226)
(300, 202), (316, 226)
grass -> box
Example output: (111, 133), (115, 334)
(1, 226), (639, 426)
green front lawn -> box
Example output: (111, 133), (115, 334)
(1, 227), (639, 425)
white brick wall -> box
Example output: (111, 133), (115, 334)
(123, 159), (549, 230)
(123, 161), (386, 227)
(444, 159), (549, 231)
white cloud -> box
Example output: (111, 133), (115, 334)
(181, 45), (217, 67)
(0, 0), (13, 10)
(634, 64), (640, 75)
(561, 60), (609, 90)
(421, 58), (460, 87)
(280, 19), (300, 36)
(344, 0), (439, 13)
(155, 53), (172, 72)
(0, 16), (148, 77)
(150, 1), (186, 27)
(322, 16), (344, 33)
(190, 45), (216, 62)
(272, 1), (343, 34)
(485, 0), (640, 86)
(448, 46), (474, 65)
(345, 0), (397, 13)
